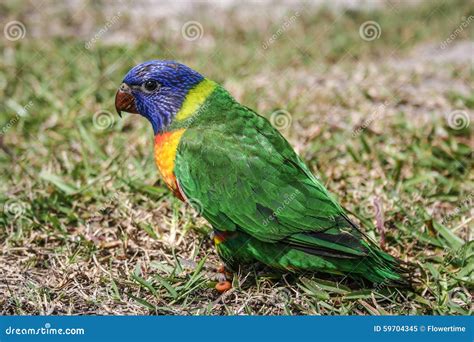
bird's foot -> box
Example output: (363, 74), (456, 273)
(215, 264), (232, 293)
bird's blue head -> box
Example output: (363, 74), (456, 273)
(115, 60), (204, 134)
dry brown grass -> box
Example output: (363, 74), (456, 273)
(0, 0), (472, 315)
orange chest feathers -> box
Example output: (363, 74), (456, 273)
(154, 129), (186, 201)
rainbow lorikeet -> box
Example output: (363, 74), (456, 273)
(115, 60), (408, 291)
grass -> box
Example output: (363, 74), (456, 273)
(0, 0), (472, 315)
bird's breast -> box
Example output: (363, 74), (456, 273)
(154, 129), (186, 201)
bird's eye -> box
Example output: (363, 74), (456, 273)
(142, 80), (159, 92)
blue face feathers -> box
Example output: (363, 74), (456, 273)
(122, 60), (204, 133)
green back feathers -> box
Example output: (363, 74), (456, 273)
(173, 83), (407, 285)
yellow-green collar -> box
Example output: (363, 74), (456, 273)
(175, 78), (217, 121)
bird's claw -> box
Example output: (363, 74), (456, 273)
(215, 264), (232, 293)
(215, 280), (232, 293)
(216, 272), (227, 284)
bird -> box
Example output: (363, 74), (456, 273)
(115, 60), (409, 292)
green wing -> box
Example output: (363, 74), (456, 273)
(171, 87), (407, 285)
(174, 99), (369, 259)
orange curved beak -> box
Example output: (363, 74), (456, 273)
(115, 83), (138, 117)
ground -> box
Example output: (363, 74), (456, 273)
(0, 0), (472, 315)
